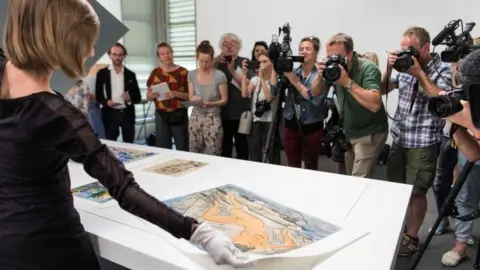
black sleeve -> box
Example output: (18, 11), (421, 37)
(129, 72), (141, 104)
(95, 70), (107, 107)
(47, 99), (197, 240)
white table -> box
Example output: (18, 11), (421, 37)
(70, 141), (412, 270)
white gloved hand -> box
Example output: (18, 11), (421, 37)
(190, 222), (252, 268)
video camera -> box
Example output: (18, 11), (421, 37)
(268, 23), (304, 74)
(432, 19), (480, 62)
(427, 19), (480, 129)
(323, 54), (348, 82)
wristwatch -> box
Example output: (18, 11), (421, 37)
(343, 80), (355, 91)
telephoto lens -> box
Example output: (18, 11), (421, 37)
(427, 95), (464, 118)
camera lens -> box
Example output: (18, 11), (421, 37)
(324, 65), (341, 82)
(393, 56), (413, 72)
(427, 95), (463, 118)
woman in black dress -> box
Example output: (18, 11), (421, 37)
(0, 1), (250, 269)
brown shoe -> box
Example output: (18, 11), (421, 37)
(398, 233), (419, 257)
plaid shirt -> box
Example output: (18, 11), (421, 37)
(390, 54), (452, 148)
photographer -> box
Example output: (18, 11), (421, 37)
(380, 27), (452, 257)
(213, 33), (254, 160)
(282, 36), (327, 170)
(439, 49), (480, 267)
(312, 33), (388, 179)
(240, 53), (280, 163)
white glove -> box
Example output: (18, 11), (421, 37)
(190, 222), (252, 268)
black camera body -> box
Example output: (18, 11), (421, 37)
(324, 54), (348, 82)
(268, 23), (304, 74)
(433, 20), (480, 62)
(393, 46), (419, 72)
(254, 100), (271, 118)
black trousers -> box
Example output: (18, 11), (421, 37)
(221, 119), (249, 160)
(155, 110), (189, 151)
(103, 109), (135, 143)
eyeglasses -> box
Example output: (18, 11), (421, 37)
(110, 53), (125, 57)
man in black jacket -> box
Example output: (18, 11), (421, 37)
(95, 43), (141, 143)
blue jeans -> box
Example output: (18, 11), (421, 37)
(88, 102), (105, 139)
(433, 136), (458, 215)
(453, 153), (480, 242)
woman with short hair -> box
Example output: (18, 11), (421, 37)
(0, 1), (249, 269)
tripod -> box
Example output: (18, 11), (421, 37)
(262, 75), (308, 165)
(410, 160), (475, 269)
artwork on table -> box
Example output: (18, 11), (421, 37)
(71, 182), (112, 204)
(163, 184), (341, 255)
(143, 158), (208, 177)
(108, 146), (157, 164)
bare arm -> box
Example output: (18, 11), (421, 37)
(347, 65), (383, 112)
(380, 71), (397, 95)
(241, 75), (255, 98)
(311, 75), (327, 96)
(188, 82), (196, 100)
(453, 128), (480, 162)
(349, 84), (382, 112)
(173, 86), (189, 100)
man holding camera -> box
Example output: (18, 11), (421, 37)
(381, 26), (452, 257)
(311, 33), (388, 179)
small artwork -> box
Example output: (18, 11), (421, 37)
(163, 184), (341, 255)
(71, 182), (112, 204)
(144, 158), (208, 177)
(109, 146), (157, 164)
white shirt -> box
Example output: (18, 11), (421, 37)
(250, 76), (273, 122)
(109, 65), (125, 109)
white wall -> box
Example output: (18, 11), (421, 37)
(96, 0), (122, 64)
(197, 0), (480, 144)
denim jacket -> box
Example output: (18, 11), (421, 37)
(283, 65), (327, 125)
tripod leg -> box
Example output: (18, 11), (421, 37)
(409, 161), (474, 270)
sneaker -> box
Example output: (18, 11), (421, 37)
(399, 233), (420, 257)
(467, 237), (475, 246)
(429, 219), (450, 235)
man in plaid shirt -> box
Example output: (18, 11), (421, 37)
(381, 27), (452, 256)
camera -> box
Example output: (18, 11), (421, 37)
(393, 46), (419, 72)
(268, 23), (304, 74)
(323, 54), (348, 82)
(428, 89), (465, 118)
(432, 19), (480, 62)
(254, 100), (271, 118)
(323, 125), (351, 162)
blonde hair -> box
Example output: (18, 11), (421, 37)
(219, 33), (243, 51)
(3, 0), (100, 79)
(474, 37), (480, 45)
(361, 52), (379, 66)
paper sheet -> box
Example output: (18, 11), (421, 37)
(72, 181), (117, 209)
(231, 66), (243, 91)
(77, 183), (368, 269)
(180, 100), (203, 108)
(143, 158), (209, 177)
(108, 146), (158, 164)
(151, 82), (171, 101)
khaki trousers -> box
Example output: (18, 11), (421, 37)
(345, 131), (388, 178)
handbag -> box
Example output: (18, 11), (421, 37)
(158, 108), (187, 126)
(238, 79), (261, 135)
